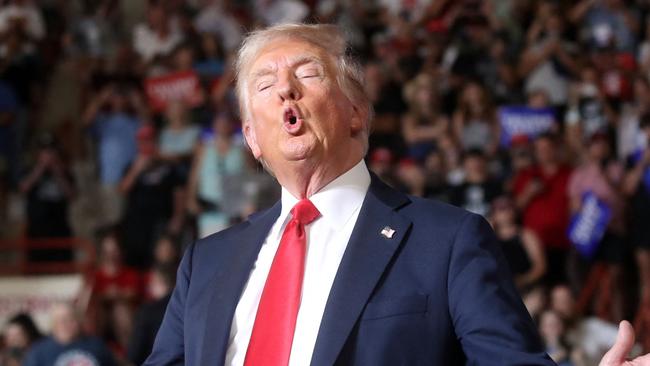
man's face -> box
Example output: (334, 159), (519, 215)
(534, 138), (556, 165)
(51, 305), (80, 345)
(243, 39), (364, 174)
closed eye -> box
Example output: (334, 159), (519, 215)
(296, 64), (323, 79)
(257, 83), (273, 92)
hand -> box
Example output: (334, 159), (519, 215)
(599, 320), (650, 365)
(132, 154), (151, 173)
(525, 179), (543, 198)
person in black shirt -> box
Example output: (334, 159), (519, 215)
(449, 148), (502, 217)
(623, 115), (650, 335)
(19, 135), (75, 261)
(119, 125), (184, 269)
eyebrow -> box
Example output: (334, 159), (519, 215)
(250, 55), (325, 81)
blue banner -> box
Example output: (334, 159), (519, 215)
(499, 106), (555, 147)
(568, 192), (612, 258)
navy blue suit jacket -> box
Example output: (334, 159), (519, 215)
(145, 176), (556, 365)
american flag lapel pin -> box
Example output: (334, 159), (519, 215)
(380, 226), (395, 239)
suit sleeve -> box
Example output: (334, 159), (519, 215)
(143, 243), (195, 365)
(447, 213), (556, 366)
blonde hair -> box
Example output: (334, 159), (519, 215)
(235, 23), (373, 148)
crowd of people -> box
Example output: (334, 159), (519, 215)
(1, 0), (650, 365)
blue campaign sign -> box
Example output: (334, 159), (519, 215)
(567, 192), (612, 258)
(499, 106), (555, 147)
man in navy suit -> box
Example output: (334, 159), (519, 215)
(145, 23), (648, 366)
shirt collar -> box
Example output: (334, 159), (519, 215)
(278, 159), (371, 234)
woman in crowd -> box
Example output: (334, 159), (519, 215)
(568, 131), (626, 322)
(452, 81), (500, 158)
(83, 228), (141, 358)
(401, 73), (450, 162)
(489, 195), (547, 290)
(0, 313), (42, 366)
(186, 112), (245, 238)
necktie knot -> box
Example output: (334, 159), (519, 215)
(290, 199), (320, 225)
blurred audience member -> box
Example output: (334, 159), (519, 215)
(396, 158), (427, 197)
(19, 134), (75, 238)
(142, 233), (180, 301)
(19, 134), (75, 262)
(83, 84), (146, 226)
(151, 233), (180, 268)
(452, 81), (499, 156)
(449, 148), (502, 217)
(508, 136), (534, 182)
(0, 0), (44, 42)
(127, 263), (176, 365)
(368, 147), (398, 188)
(565, 64), (612, 157)
(521, 3), (577, 107)
(158, 99), (200, 182)
(539, 310), (579, 366)
(568, 132), (626, 322)
(89, 228), (141, 307)
(83, 228), (141, 358)
(617, 76), (650, 160)
(132, 2), (183, 64)
(192, 1), (242, 53)
(489, 196), (546, 290)
(120, 125), (184, 268)
(187, 113), (245, 237)
(422, 148), (450, 202)
(0, 312), (42, 366)
(551, 285), (579, 324)
(513, 133), (573, 286)
(625, 115), (650, 343)
(401, 73), (449, 161)
(569, 0), (638, 53)
(193, 33), (226, 83)
(23, 302), (115, 366)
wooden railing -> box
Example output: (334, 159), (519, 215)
(0, 237), (96, 276)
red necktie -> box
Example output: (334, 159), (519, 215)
(244, 199), (320, 366)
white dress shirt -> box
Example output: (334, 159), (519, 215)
(225, 160), (371, 366)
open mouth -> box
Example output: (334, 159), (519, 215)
(284, 107), (299, 124)
(283, 106), (303, 133)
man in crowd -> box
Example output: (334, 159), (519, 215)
(513, 133), (573, 286)
(23, 302), (115, 366)
(146, 23), (649, 366)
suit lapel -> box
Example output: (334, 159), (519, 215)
(310, 176), (412, 366)
(200, 202), (281, 366)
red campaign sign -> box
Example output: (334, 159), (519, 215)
(144, 70), (203, 111)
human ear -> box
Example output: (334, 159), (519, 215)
(349, 105), (365, 135)
(243, 121), (263, 159)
